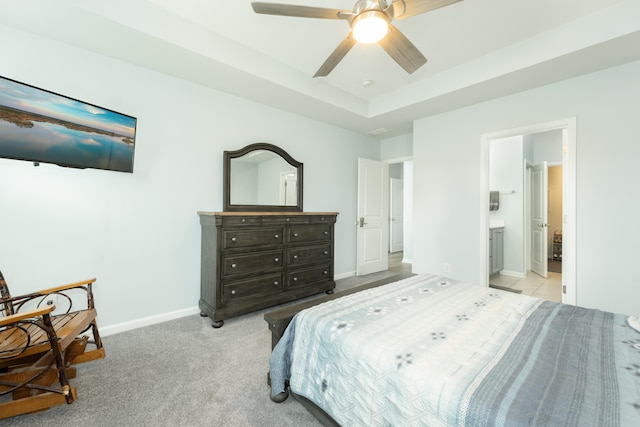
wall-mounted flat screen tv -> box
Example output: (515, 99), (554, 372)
(0, 76), (137, 173)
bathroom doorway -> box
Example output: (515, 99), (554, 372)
(481, 118), (576, 305)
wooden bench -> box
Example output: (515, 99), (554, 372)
(264, 272), (414, 349)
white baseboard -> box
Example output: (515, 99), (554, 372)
(101, 268), (409, 336)
(100, 306), (201, 337)
(335, 271), (356, 280)
(101, 268), (403, 336)
(498, 270), (526, 279)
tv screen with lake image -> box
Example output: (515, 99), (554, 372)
(0, 76), (137, 173)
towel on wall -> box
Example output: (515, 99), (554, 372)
(489, 191), (500, 210)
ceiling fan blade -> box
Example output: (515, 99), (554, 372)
(378, 24), (427, 74)
(313, 34), (357, 77)
(395, 0), (463, 19)
(252, 2), (346, 19)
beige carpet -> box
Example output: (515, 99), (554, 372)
(6, 272), (406, 426)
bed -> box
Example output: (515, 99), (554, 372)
(267, 273), (640, 426)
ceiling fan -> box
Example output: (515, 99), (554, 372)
(251, 0), (463, 77)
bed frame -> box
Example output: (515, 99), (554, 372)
(263, 272), (414, 425)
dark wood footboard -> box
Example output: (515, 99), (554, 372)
(264, 272), (414, 349)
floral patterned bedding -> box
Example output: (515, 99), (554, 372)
(269, 274), (640, 426)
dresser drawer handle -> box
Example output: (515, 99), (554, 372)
(241, 218), (246, 223)
(323, 271), (328, 275)
(293, 277), (298, 282)
(293, 233), (299, 237)
(274, 234), (279, 239)
(231, 263), (237, 268)
(323, 251), (328, 255)
(231, 290), (236, 295)
(323, 231), (328, 235)
(293, 255), (298, 259)
(273, 281), (279, 286)
(274, 258), (280, 263)
(231, 237), (237, 242)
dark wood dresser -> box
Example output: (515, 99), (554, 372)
(198, 211), (338, 327)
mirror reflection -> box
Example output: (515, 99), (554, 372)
(229, 150), (298, 206)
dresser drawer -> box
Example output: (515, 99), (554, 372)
(288, 245), (332, 267)
(221, 216), (262, 227)
(223, 228), (284, 249)
(262, 216), (309, 225)
(222, 274), (283, 303)
(288, 225), (332, 244)
(222, 250), (284, 276)
(306, 215), (335, 224)
(287, 263), (332, 289)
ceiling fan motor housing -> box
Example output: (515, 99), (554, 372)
(352, 0), (397, 21)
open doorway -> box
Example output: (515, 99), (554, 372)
(389, 161), (412, 274)
(480, 118), (576, 305)
(389, 163), (404, 254)
(489, 132), (562, 301)
(547, 165), (563, 274)
(488, 133), (562, 302)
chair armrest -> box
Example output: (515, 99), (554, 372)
(32, 278), (97, 296)
(0, 305), (55, 327)
(4, 278), (97, 315)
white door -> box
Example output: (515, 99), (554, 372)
(389, 178), (404, 253)
(279, 171), (297, 206)
(531, 162), (548, 278)
(357, 158), (389, 276)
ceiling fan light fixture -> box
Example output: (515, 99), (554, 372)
(352, 11), (389, 44)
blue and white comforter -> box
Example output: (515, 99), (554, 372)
(270, 274), (640, 426)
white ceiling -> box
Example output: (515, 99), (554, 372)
(2, 0), (640, 138)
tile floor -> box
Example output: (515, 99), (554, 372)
(389, 252), (562, 303)
(490, 270), (562, 303)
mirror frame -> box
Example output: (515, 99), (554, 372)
(223, 142), (303, 212)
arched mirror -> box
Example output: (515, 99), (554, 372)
(223, 143), (303, 212)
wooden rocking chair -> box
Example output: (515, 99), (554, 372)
(0, 270), (104, 367)
(0, 305), (93, 418)
(0, 270), (105, 419)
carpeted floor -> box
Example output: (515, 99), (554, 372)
(5, 271), (402, 427)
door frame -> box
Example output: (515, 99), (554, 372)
(480, 118), (576, 305)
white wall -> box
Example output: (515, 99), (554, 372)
(413, 59), (640, 317)
(489, 136), (525, 276)
(403, 161), (413, 263)
(230, 161), (258, 204)
(532, 130), (563, 165)
(380, 133), (412, 161)
(0, 24), (379, 333)
(389, 163), (403, 179)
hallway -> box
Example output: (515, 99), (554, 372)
(388, 252), (411, 274)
